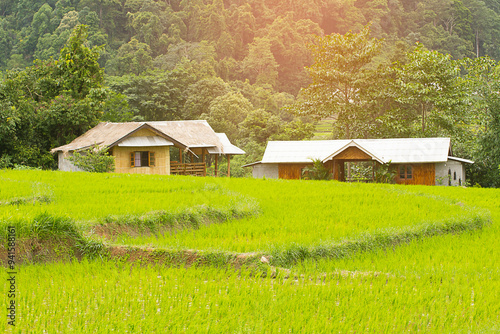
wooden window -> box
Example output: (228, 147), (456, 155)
(399, 165), (413, 180)
(130, 151), (155, 167)
(399, 165), (405, 179)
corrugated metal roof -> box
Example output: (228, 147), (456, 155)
(261, 138), (453, 164)
(448, 156), (474, 164)
(241, 161), (263, 168)
(261, 140), (349, 163)
(117, 136), (174, 147)
(51, 121), (244, 156)
(350, 138), (451, 163)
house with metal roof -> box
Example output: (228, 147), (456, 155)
(51, 120), (245, 176)
(244, 138), (473, 186)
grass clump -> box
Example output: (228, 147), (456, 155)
(1, 212), (105, 261)
(270, 209), (489, 267)
(96, 200), (259, 239)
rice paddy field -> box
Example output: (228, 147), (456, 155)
(1, 169), (499, 332)
(314, 118), (335, 139)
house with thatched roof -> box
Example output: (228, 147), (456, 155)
(243, 138), (473, 186)
(51, 121), (245, 176)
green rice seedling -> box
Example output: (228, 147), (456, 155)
(117, 178), (484, 253)
(3, 260), (496, 333)
(0, 170), (250, 237)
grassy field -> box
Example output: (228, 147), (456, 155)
(1, 170), (499, 332)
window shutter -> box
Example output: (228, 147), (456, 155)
(149, 152), (155, 167)
(130, 152), (135, 167)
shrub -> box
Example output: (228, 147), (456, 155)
(302, 158), (332, 180)
(68, 145), (115, 173)
(374, 161), (396, 184)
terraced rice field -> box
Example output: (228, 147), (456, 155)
(0, 170), (498, 332)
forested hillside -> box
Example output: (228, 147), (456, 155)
(1, 0), (500, 185)
(2, 0), (500, 88)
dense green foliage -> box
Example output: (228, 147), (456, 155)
(2, 0), (500, 77)
(0, 25), (105, 169)
(0, 170), (498, 332)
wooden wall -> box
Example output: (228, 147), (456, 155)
(394, 163), (435, 186)
(333, 146), (372, 160)
(278, 163), (310, 180)
(275, 160), (436, 186)
(329, 160), (345, 181)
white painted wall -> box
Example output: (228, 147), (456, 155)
(252, 164), (279, 179)
(435, 160), (465, 186)
(57, 152), (85, 172)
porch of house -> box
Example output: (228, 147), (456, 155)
(331, 160), (378, 183)
(169, 147), (233, 177)
(327, 146), (380, 183)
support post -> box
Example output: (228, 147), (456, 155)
(179, 148), (182, 164)
(372, 161), (375, 182)
(202, 148), (206, 176)
(215, 155), (218, 177)
(227, 154), (231, 177)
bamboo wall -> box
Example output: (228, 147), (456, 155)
(394, 163), (435, 185)
(112, 128), (171, 174)
(130, 128), (159, 138)
(113, 146), (170, 175)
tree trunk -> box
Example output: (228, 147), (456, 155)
(422, 103), (425, 134)
(215, 155), (218, 177)
(476, 29), (480, 58)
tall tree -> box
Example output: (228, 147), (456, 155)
(459, 56), (500, 186)
(242, 37), (279, 87)
(290, 25), (383, 138)
(390, 43), (465, 136)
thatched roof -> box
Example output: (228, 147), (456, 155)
(148, 121), (223, 151)
(209, 133), (245, 155)
(51, 120), (239, 155)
